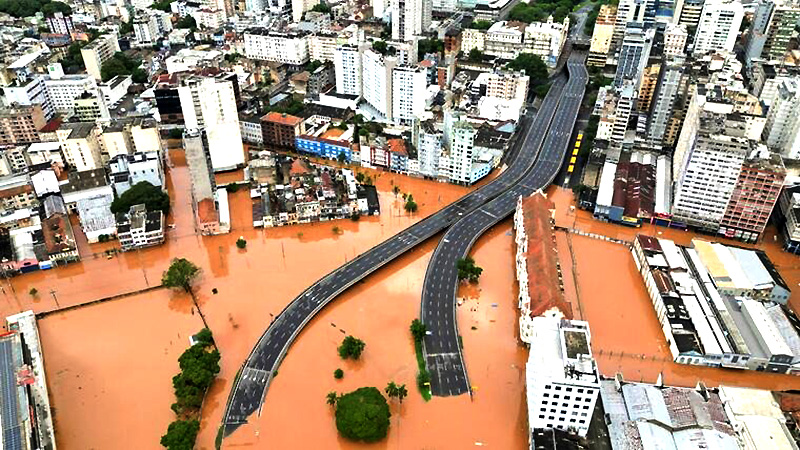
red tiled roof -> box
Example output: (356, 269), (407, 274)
(262, 111), (303, 127)
(520, 192), (573, 319)
(388, 138), (407, 156)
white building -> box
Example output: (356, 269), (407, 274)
(718, 386), (799, 450)
(663, 22), (688, 57)
(2, 76), (55, 121)
(333, 45), (363, 96)
(763, 78), (800, 159)
(133, 11), (172, 46)
(56, 123), (104, 171)
(362, 50), (396, 120)
(525, 317), (600, 438)
(461, 27), (486, 53)
(523, 16), (569, 68)
(117, 204), (165, 251)
(692, 0), (744, 55)
(672, 119), (749, 230)
(417, 123), (442, 178)
(243, 29), (310, 65)
(391, 0), (431, 42)
(178, 76), (245, 171)
(108, 152), (164, 196)
(391, 66), (427, 125)
(308, 33), (338, 62)
(80, 34), (121, 81)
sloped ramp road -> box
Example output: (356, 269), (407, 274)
(220, 64), (574, 440)
(420, 52), (589, 397)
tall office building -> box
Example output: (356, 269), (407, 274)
(763, 78), (800, 158)
(611, 0), (654, 51)
(333, 45), (363, 96)
(691, 0), (743, 55)
(525, 317), (600, 438)
(391, 0), (431, 42)
(719, 150), (785, 242)
(637, 64), (662, 112)
(745, 0), (800, 63)
(673, 0), (705, 29)
(647, 61), (685, 143)
(392, 66), (427, 125)
(614, 25), (654, 88)
(609, 82), (638, 156)
(178, 76), (245, 171)
(81, 34), (121, 81)
(672, 113), (750, 231)
(588, 4), (618, 66)
(361, 49), (396, 120)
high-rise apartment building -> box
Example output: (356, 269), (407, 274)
(417, 121), (442, 178)
(611, 0), (653, 51)
(609, 83), (638, 155)
(81, 34), (121, 81)
(333, 45), (363, 96)
(746, 0), (800, 63)
(719, 150), (785, 242)
(637, 64), (661, 112)
(672, 113), (750, 231)
(391, 0), (431, 42)
(73, 91), (111, 122)
(178, 76), (245, 171)
(243, 29), (310, 65)
(588, 4), (617, 66)
(647, 61), (685, 144)
(46, 12), (74, 35)
(614, 25), (654, 88)
(763, 78), (800, 158)
(691, 0), (743, 55)
(391, 66), (427, 125)
(673, 0), (705, 29)
(56, 123), (104, 171)
(0, 104), (46, 146)
(362, 50), (396, 120)
(525, 317), (600, 438)
(447, 120), (477, 184)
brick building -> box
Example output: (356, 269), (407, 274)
(261, 112), (304, 148)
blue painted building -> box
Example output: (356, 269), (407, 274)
(295, 135), (353, 162)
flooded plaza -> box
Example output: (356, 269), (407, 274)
(8, 149), (800, 449)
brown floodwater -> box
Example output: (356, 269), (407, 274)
(13, 157), (800, 449)
(13, 149), (535, 449)
(547, 186), (800, 391)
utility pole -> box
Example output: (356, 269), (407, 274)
(49, 289), (60, 309)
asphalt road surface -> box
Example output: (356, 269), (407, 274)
(220, 66), (574, 437)
(420, 52), (588, 397)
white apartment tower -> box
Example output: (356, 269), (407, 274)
(361, 50), (396, 120)
(672, 113), (750, 230)
(448, 120), (476, 184)
(692, 0), (743, 55)
(392, 0), (431, 42)
(763, 78), (800, 158)
(525, 317), (600, 438)
(178, 76), (245, 171)
(334, 45), (363, 96)
(663, 22), (688, 57)
(392, 66), (427, 125)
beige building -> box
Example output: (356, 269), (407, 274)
(81, 34), (121, 80)
(73, 91), (110, 121)
(0, 174), (37, 212)
(56, 123), (104, 171)
(664, 22), (688, 57)
(485, 70), (530, 101)
(461, 27), (487, 53)
(637, 64), (661, 113)
(588, 4), (616, 67)
(0, 104), (47, 146)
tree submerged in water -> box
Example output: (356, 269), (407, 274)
(334, 387), (390, 442)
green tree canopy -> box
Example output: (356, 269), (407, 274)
(162, 258), (201, 293)
(467, 19), (492, 30)
(372, 40), (388, 55)
(175, 15), (197, 30)
(338, 335), (366, 360)
(507, 53), (548, 80)
(335, 387), (390, 442)
(151, 0), (176, 11)
(110, 181), (170, 215)
(160, 419), (200, 450)
(417, 38), (444, 56)
(468, 48), (484, 62)
(311, 1), (331, 13)
(410, 319), (426, 342)
(41, 1), (71, 16)
(100, 52), (143, 82)
(456, 256), (483, 283)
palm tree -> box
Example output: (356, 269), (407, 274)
(326, 391), (338, 406)
(392, 185), (400, 197)
(397, 384), (408, 403)
(385, 381), (401, 401)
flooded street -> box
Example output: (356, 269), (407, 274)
(548, 186), (800, 391)
(11, 150), (800, 449)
